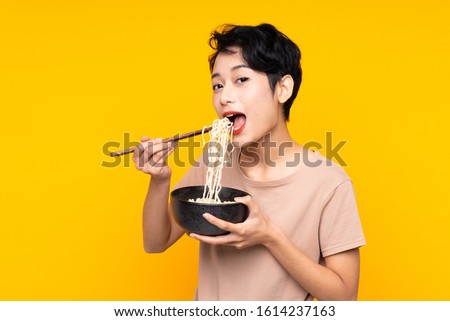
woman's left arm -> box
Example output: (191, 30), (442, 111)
(264, 228), (360, 300)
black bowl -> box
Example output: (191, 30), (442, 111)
(170, 186), (249, 236)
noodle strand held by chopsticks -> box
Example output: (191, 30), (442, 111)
(193, 117), (233, 204)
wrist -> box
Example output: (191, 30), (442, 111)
(149, 174), (171, 186)
(262, 223), (286, 250)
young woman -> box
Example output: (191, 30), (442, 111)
(133, 24), (365, 300)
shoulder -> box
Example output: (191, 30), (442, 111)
(303, 149), (351, 185)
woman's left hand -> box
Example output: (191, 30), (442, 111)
(189, 195), (278, 249)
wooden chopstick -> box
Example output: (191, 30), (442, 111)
(110, 126), (212, 157)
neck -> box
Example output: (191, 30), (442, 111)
(239, 122), (301, 178)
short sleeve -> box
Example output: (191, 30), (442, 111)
(319, 180), (366, 257)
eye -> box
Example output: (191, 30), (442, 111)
(236, 77), (249, 84)
(212, 83), (223, 91)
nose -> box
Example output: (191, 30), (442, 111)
(219, 82), (236, 106)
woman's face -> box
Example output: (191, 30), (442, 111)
(211, 47), (285, 145)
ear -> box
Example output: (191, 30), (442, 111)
(277, 75), (294, 104)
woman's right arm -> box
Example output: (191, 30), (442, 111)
(133, 136), (186, 253)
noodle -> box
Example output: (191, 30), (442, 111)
(189, 117), (234, 204)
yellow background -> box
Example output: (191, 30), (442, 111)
(1, 1), (449, 300)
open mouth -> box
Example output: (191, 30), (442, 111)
(224, 112), (246, 135)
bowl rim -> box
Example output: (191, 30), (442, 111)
(170, 185), (250, 207)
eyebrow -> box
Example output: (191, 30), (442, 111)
(211, 64), (250, 79)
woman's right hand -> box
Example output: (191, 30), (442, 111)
(132, 136), (177, 181)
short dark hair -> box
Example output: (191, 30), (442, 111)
(208, 23), (302, 121)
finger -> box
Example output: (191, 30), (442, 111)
(134, 138), (163, 168)
(133, 143), (146, 168)
(148, 142), (177, 167)
(234, 195), (256, 211)
(148, 139), (177, 157)
(149, 147), (175, 167)
(132, 140), (146, 162)
(189, 232), (236, 245)
(133, 138), (160, 159)
(138, 143), (155, 168)
(161, 143), (178, 165)
(202, 213), (237, 233)
(141, 145), (177, 174)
